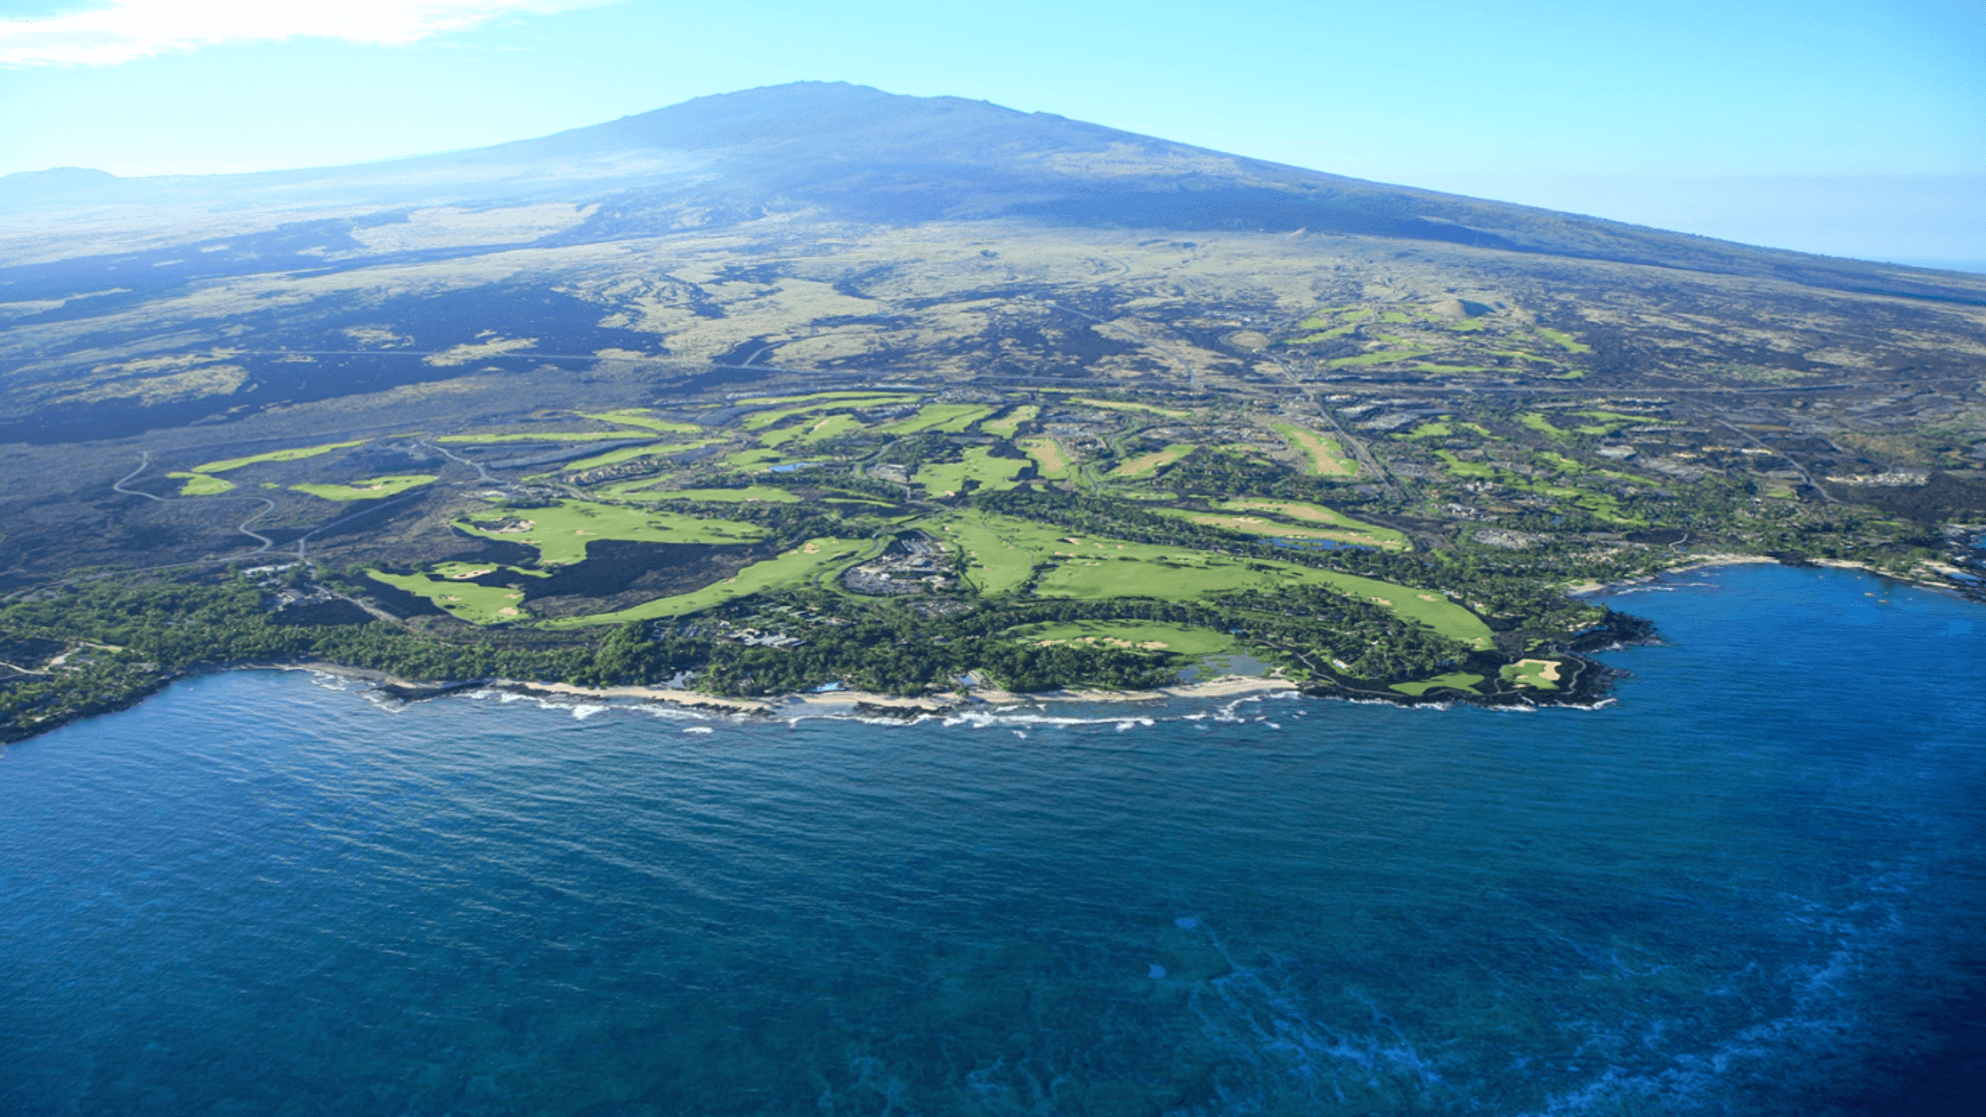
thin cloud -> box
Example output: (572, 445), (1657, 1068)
(0, 0), (609, 67)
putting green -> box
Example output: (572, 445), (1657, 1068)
(455, 500), (764, 565)
(1390, 672), (1485, 696)
(1501, 658), (1563, 690)
(368, 570), (529, 625)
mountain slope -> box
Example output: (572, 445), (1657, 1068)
(4, 82), (1981, 304)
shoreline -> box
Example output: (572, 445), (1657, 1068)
(12, 555), (1966, 746)
(318, 665), (1306, 720)
(1569, 551), (1972, 600)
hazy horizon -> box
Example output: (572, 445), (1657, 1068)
(1, 1), (1980, 263)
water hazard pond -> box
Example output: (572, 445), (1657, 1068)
(3, 564), (1983, 1115)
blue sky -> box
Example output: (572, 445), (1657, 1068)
(2, 0), (1981, 261)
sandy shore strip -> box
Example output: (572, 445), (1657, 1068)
(1566, 553), (1777, 595)
(1569, 551), (1976, 600)
(292, 661), (1298, 718)
(494, 680), (771, 714)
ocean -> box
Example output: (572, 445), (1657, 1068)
(3, 563), (1982, 1115)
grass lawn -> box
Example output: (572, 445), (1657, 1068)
(1212, 499), (1410, 550)
(1267, 424), (1358, 477)
(562, 440), (717, 472)
(1078, 398), (1194, 419)
(915, 447), (1028, 497)
(641, 486), (802, 504)
(1036, 543), (1493, 648)
(742, 395), (917, 431)
(1503, 476), (1644, 526)
(1163, 510), (1382, 547)
(873, 403), (996, 435)
(723, 448), (788, 470)
(167, 472), (236, 495)
(1017, 437), (1074, 480)
(1518, 413), (1569, 439)
(368, 570), (529, 625)
(756, 421), (816, 448)
(1390, 672), (1484, 696)
(575, 410), (704, 434)
(736, 390), (920, 406)
(1325, 348), (1431, 368)
(979, 404), (1040, 437)
(455, 500), (763, 565)
(192, 440), (366, 473)
(1501, 658), (1562, 690)
(794, 413), (864, 444)
(929, 510), (1070, 595)
(1003, 619), (1235, 658)
(1030, 548), (1276, 602)
(938, 510), (1486, 647)
(1435, 450), (1496, 479)
(541, 538), (869, 627)
(438, 431), (647, 444)
(1106, 444), (1195, 480)
(291, 474), (437, 501)
(1535, 328), (1592, 354)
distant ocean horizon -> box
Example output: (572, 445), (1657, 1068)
(4, 564), (1983, 1115)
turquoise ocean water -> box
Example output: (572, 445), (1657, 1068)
(3, 564), (1983, 1115)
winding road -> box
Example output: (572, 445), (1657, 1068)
(114, 452), (283, 555)
(110, 452), (425, 563)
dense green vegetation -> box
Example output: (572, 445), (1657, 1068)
(10, 370), (1967, 745)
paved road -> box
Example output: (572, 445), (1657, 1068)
(110, 453), (169, 503)
(113, 452), (282, 554)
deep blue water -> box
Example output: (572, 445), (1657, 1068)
(3, 564), (1984, 1115)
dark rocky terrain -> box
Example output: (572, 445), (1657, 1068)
(0, 81), (1980, 586)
